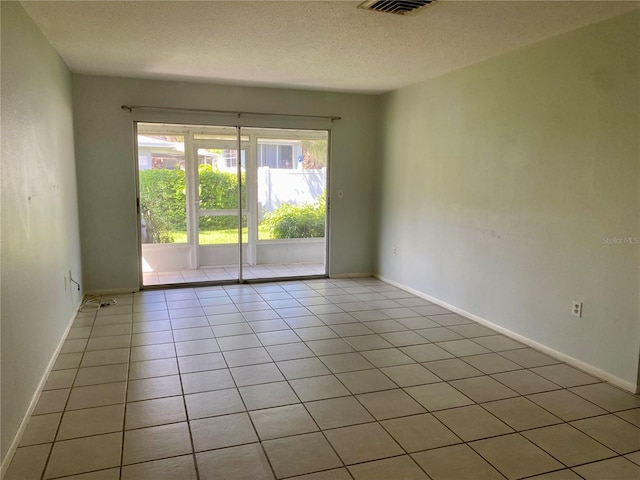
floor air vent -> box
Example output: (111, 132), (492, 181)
(358, 0), (433, 16)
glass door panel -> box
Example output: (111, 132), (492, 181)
(138, 133), (187, 245)
(138, 123), (244, 286)
(137, 123), (328, 287)
(244, 127), (328, 280)
(194, 132), (247, 279)
(137, 130), (191, 285)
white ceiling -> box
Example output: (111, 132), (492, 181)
(21, 0), (639, 94)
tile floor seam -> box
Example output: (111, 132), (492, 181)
(265, 344), (350, 477)
(281, 353), (438, 479)
(435, 385), (628, 469)
(174, 334), (206, 480)
(566, 456), (637, 478)
(521, 387), (616, 426)
(39, 307), (100, 480)
(613, 408), (640, 424)
(492, 426), (627, 475)
(118, 299), (134, 480)
(375, 412), (462, 478)
(516, 467), (582, 480)
(523, 450), (628, 478)
(9, 279), (640, 480)
(475, 402), (565, 435)
(197, 328), (280, 480)
(469, 431), (558, 480)
(525, 423), (626, 468)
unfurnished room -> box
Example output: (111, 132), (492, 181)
(1, 1), (639, 479)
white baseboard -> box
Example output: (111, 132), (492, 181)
(84, 287), (139, 296)
(0, 305), (80, 479)
(376, 275), (639, 394)
(329, 272), (373, 279)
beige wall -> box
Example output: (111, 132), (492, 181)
(1, 1), (83, 461)
(72, 76), (380, 292)
(377, 11), (640, 389)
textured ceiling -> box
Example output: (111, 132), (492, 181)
(20, 0), (639, 93)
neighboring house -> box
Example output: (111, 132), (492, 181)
(137, 135), (185, 170)
(139, 134), (305, 171)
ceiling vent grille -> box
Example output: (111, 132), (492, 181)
(358, 0), (433, 16)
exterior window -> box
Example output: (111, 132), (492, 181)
(259, 143), (295, 168)
(224, 150), (246, 169)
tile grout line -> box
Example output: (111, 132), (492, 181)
(253, 284), (437, 479)
(264, 334), (352, 479)
(235, 282), (352, 478)
(172, 312), (202, 480)
(119, 292), (141, 480)
(408, 343), (626, 476)
(38, 304), (100, 480)
(196, 299), (281, 480)
(13, 278), (640, 479)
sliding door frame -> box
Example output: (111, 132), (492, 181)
(134, 120), (332, 289)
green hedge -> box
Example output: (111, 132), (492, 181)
(139, 166), (245, 243)
(140, 166), (325, 243)
(139, 169), (186, 243)
(262, 192), (326, 239)
(198, 165), (246, 231)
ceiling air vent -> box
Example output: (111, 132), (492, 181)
(358, 0), (433, 16)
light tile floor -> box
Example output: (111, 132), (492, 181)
(7, 278), (640, 480)
(143, 263), (325, 286)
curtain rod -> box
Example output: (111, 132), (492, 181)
(121, 104), (341, 122)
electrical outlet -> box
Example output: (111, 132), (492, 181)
(572, 301), (582, 318)
(64, 273), (69, 291)
(392, 246), (397, 256)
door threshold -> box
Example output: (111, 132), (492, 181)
(140, 274), (328, 291)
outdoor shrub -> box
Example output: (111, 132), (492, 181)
(139, 165), (245, 243)
(139, 164), (322, 243)
(198, 165), (246, 230)
(139, 168), (186, 243)
(263, 192), (326, 239)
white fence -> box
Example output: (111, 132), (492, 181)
(258, 167), (326, 213)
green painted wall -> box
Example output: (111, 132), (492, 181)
(72, 76), (380, 292)
(377, 11), (640, 388)
(1, 1), (83, 461)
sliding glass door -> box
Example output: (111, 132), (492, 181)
(192, 130), (248, 280)
(244, 127), (327, 279)
(137, 123), (327, 286)
(138, 128), (194, 283)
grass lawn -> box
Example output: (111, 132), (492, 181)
(171, 225), (275, 244)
